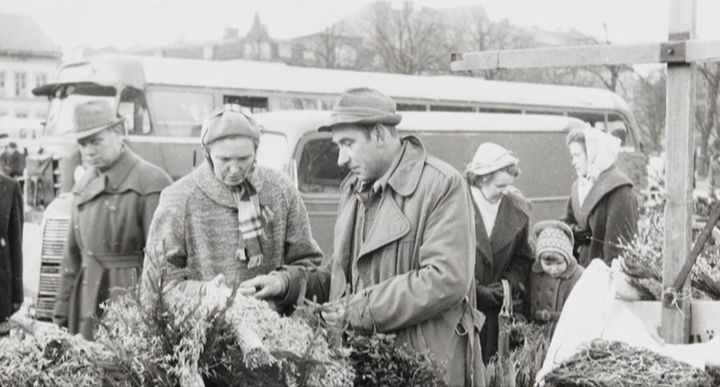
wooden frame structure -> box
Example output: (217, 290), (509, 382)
(451, 0), (720, 343)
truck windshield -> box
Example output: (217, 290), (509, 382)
(44, 84), (116, 137)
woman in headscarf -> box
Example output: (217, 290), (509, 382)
(466, 142), (534, 364)
(563, 127), (638, 267)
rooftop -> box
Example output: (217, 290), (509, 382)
(0, 13), (61, 58)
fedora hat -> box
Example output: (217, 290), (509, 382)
(318, 87), (402, 132)
(72, 100), (124, 140)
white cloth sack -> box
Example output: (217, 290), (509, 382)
(536, 259), (706, 384)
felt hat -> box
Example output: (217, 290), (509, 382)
(318, 87), (402, 132)
(465, 142), (519, 177)
(201, 105), (261, 146)
(533, 220), (574, 263)
(71, 100), (124, 140)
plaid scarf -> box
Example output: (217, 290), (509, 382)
(231, 183), (265, 268)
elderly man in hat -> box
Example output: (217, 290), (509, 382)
(242, 88), (487, 386)
(53, 100), (172, 340)
(141, 105), (322, 309)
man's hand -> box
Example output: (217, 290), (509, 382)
(11, 302), (22, 314)
(320, 302), (346, 326)
(239, 274), (285, 299)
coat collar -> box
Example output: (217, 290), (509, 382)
(572, 166), (633, 229)
(192, 161), (265, 208)
(340, 136), (427, 197)
(74, 148), (139, 205)
(472, 191), (530, 262)
(334, 137), (426, 270)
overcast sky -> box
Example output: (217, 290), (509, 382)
(3, 0), (720, 51)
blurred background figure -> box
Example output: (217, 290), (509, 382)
(0, 141), (26, 179)
(0, 173), (23, 336)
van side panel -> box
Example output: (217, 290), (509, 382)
(293, 129), (575, 256)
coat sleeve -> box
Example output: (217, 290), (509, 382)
(602, 186), (638, 264)
(503, 221), (534, 297)
(350, 172), (475, 332)
(140, 188), (205, 299)
(281, 185), (323, 268)
(53, 202), (81, 324)
(9, 181), (23, 304)
(140, 191), (163, 240)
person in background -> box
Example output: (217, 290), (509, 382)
(241, 87), (487, 386)
(0, 173), (23, 336)
(563, 128), (638, 267)
(140, 105), (322, 313)
(464, 142), (534, 364)
(0, 141), (25, 178)
(525, 220), (583, 338)
(53, 100), (172, 340)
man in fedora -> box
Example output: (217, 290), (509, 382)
(241, 87), (487, 386)
(53, 100), (172, 340)
(140, 105), (322, 312)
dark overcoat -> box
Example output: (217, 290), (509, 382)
(283, 137), (487, 386)
(564, 166), (638, 267)
(472, 191), (534, 363)
(0, 174), (23, 326)
(53, 149), (171, 340)
(526, 255), (584, 338)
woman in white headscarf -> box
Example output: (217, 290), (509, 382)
(465, 142), (534, 363)
(564, 128), (638, 267)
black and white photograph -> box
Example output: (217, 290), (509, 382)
(2, 0), (720, 386)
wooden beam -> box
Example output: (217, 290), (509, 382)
(661, 0), (696, 345)
(686, 40), (720, 62)
(450, 40), (720, 72)
(451, 43), (662, 71)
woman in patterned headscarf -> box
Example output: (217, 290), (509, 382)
(563, 128), (638, 267)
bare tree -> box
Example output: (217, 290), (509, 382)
(631, 70), (666, 154)
(312, 24), (350, 69)
(367, 2), (449, 74)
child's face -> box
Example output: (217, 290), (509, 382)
(540, 252), (568, 278)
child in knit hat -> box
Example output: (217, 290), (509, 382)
(525, 220), (584, 338)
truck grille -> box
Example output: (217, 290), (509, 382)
(36, 216), (70, 321)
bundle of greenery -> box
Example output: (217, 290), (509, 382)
(619, 208), (720, 301)
(95, 277), (354, 387)
(485, 320), (550, 387)
(544, 340), (717, 387)
(0, 319), (111, 386)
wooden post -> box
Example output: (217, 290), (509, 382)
(449, 0), (720, 342)
(661, 0), (696, 344)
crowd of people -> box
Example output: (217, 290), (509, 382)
(1, 87), (641, 386)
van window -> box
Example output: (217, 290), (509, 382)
(397, 103), (427, 111)
(567, 111), (606, 128)
(297, 137), (347, 194)
(223, 95), (269, 113)
(430, 105), (475, 112)
(147, 90), (214, 137)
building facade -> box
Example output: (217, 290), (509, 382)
(0, 14), (61, 121)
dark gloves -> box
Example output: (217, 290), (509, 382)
(476, 282), (505, 310)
